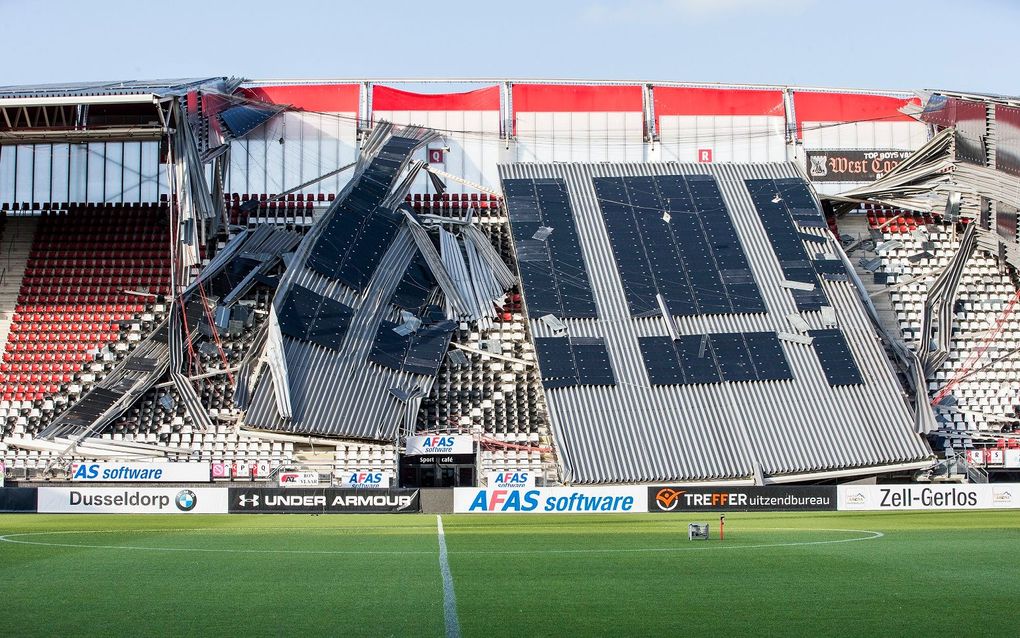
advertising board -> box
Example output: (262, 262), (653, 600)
(70, 462), (210, 483)
(38, 487), (227, 513)
(453, 487), (646, 513)
(837, 484), (1018, 510)
(335, 471), (391, 489)
(405, 435), (473, 456)
(647, 486), (837, 512)
(486, 471), (536, 489)
(805, 149), (912, 182)
(278, 471), (320, 487)
(227, 488), (419, 513)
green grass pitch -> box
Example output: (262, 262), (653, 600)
(0, 511), (1017, 637)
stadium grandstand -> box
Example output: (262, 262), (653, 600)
(1, 78), (1018, 487)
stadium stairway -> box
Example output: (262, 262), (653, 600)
(0, 216), (40, 356)
(841, 214), (902, 338)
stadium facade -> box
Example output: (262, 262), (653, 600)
(0, 78), (1018, 487)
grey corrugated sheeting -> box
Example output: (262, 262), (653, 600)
(404, 214), (472, 316)
(919, 222), (977, 375)
(39, 322), (172, 440)
(826, 129), (955, 215)
(246, 123), (452, 438)
(245, 226), (435, 438)
(500, 161), (932, 484)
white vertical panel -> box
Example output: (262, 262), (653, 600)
(104, 142), (124, 202)
(248, 136), (268, 195)
(0, 145), (15, 205)
(140, 141), (160, 202)
(550, 112), (575, 161)
(50, 143), (70, 204)
(263, 116), (285, 194)
(15, 145), (34, 204)
(121, 141), (142, 202)
(68, 143), (88, 203)
(157, 158), (170, 201)
(623, 112), (644, 162)
(86, 142), (105, 202)
(32, 143), (52, 203)
(299, 113), (321, 191)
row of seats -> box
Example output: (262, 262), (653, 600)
(0, 205), (170, 422)
(868, 215), (1020, 432)
(1, 201), (165, 212)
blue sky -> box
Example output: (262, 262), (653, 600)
(0, 0), (1016, 94)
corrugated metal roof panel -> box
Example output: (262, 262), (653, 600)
(499, 161), (932, 484)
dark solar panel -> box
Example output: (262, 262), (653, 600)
(808, 329), (864, 386)
(534, 337), (575, 384)
(571, 337), (617, 385)
(534, 336), (616, 388)
(710, 332), (758, 382)
(504, 178), (599, 319)
(277, 285), (355, 351)
(639, 332), (790, 385)
(218, 104), (281, 137)
(368, 319), (457, 376)
(593, 173), (764, 318)
(745, 178), (828, 312)
(675, 334), (723, 384)
(391, 252), (436, 311)
(638, 336), (686, 385)
(305, 136), (420, 290)
(404, 321), (458, 375)
(743, 331), (793, 381)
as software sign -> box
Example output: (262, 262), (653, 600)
(70, 462), (211, 483)
(404, 435), (473, 456)
(38, 487), (227, 513)
(453, 487), (646, 513)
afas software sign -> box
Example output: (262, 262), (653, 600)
(837, 484), (1017, 510)
(486, 471), (536, 489)
(71, 462), (210, 483)
(648, 486), (837, 512)
(404, 435), (473, 456)
(336, 472), (391, 489)
(453, 487), (646, 513)
(38, 488), (227, 514)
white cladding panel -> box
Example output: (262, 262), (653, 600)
(0, 141), (163, 205)
(659, 115), (787, 163)
(374, 109), (501, 193)
(516, 111), (644, 164)
(801, 120), (928, 150)
(227, 111), (358, 196)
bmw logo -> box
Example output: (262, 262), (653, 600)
(175, 489), (197, 512)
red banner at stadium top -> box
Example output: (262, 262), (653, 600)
(652, 86), (786, 130)
(373, 85), (500, 111)
(794, 91), (920, 137)
(239, 83), (360, 112)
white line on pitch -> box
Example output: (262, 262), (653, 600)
(436, 515), (461, 638)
